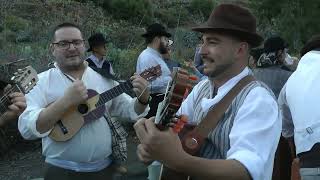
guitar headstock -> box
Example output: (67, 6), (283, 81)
(11, 66), (38, 94)
(140, 65), (162, 81)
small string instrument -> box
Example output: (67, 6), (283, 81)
(0, 66), (38, 116)
(49, 65), (162, 142)
(154, 67), (198, 180)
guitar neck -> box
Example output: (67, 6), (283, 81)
(96, 80), (133, 106)
(0, 85), (21, 117)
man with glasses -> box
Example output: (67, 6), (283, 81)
(86, 33), (115, 77)
(18, 22), (150, 180)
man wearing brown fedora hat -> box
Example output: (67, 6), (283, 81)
(134, 3), (281, 180)
(279, 34), (320, 180)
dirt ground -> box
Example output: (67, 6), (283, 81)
(0, 123), (148, 180)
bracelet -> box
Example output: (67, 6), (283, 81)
(138, 96), (151, 105)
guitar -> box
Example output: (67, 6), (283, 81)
(0, 66), (38, 117)
(49, 65), (162, 142)
(154, 67), (198, 180)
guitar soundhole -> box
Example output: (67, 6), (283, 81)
(78, 104), (89, 114)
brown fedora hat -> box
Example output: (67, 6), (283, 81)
(192, 3), (263, 47)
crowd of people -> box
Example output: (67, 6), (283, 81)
(1, 2), (319, 180)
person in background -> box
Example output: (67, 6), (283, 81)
(86, 33), (115, 76)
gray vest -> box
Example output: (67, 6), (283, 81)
(191, 79), (275, 160)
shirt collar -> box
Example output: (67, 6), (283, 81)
(88, 54), (105, 67)
(201, 67), (251, 112)
(214, 67), (251, 94)
(54, 61), (88, 81)
(146, 47), (162, 59)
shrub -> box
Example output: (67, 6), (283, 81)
(3, 15), (29, 32)
(189, 0), (215, 18)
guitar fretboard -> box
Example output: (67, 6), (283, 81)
(0, 85), (21, 116)
(96, 80), (133, 107)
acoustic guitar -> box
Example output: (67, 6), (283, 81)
(155, 67), (198, 180)
(49, 65), (162, 142)
(0, 66), (38, 117)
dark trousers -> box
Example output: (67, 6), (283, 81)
(145, 94), (165, 119)
(44, 163), (125, 180)
(272, 136), (293, 180)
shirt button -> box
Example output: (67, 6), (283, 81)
(306, 127), (313, 134)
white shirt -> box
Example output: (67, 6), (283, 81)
(279, 50), (320, 154)
(18, 63), (149, 172)
(87, 54), (115, 75)
(177, 67), (281, 180)
(136, 47), (172, 94)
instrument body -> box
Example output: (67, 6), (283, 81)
(154, 67), (198, 180)
(49, 65), (162, 142)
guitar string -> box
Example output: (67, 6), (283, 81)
(0, 86), (18, 113)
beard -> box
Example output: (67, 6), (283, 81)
(203, 57), (234, 78)
(159, 42), (168, 54)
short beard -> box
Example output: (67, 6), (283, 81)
(159, 42), (168, 54)
(205, 59), (234, 78)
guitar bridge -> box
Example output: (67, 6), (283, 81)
(58, 120), (68, 134)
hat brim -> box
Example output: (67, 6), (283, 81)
(141, 32), (172, 38)
(192, 25), (263, 48)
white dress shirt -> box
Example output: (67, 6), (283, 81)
(177, 67), (281, 180)
(279, 50), (320, 154)
(136, 47), (172, 94)
(18, 63), (149, 172)
(87, 54), (115, 75)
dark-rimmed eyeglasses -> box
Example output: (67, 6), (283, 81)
(52, 39), (85, 50)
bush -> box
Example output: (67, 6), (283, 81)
(107, 0), (153, 23)
(3, 15), (29, 32)
(189, 0), (215, 18)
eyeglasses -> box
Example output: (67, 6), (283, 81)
(52, 39), (85, 50)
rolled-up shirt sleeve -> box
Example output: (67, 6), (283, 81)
(278, 85), (294, 138)
(227, 87), (281, 180)
(18, 78), (51, 140)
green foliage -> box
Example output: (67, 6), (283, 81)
(3, 15), (29, 32)
(249, 0), (320, 54)
(107, 44), (142, 79)
(107, 0), (153, 24)
(189, 0), (215, 17)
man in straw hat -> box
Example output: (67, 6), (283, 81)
(134, 3), (281, 180)
(279, 34), (320, 179)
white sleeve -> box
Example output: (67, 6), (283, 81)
(136, 54), (172, 92)
(278, 84), (294, 138)
(109, 92), (149, 121)
(18, 78), (52, 140)
(226, 87), (281, 180)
